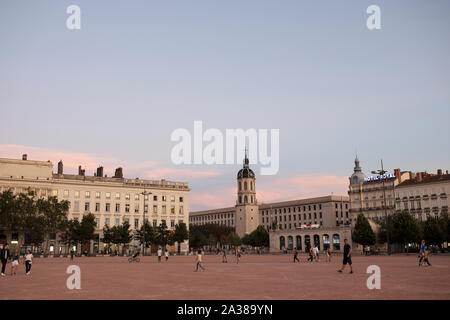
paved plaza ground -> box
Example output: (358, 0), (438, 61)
(1, 253), (449, 300)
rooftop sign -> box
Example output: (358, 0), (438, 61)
(364, 173), (395, 182)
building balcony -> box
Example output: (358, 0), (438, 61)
(431, 194), (437, 200)
(440, 193), (447, 199)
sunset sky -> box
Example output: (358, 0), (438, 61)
(1, 0), (449, 210)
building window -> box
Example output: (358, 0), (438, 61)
(95, 192), (100, 199)
(153, 205), (158, 213)
(135, 194), (139, 200)
(95, 218), (100, 228)
(134, 218), (139, 229)
(115, 203), (120, 213)
(115, 218), (120, 226)
(105, 218), (110, 227)
(153, 195), (157, 201)
(85, 191), (90, 198)
(170, 220), (175, 228)
(63, 190), (69, 197)
(179, 206), (184, 214)
(105, 203), (110, 212)
(152, 219), (157, 227)
(171, 196), (175, 202)
(179, 196), (184, 202)
(73, 201), (79, 212)
(84, 202), (90, 212)
(125, 194), (130, 200)
(125, 203), (130, 213)
(74, 191), (80, 198)
(115, 193), (120, 200)
(106, 192), (111, 199)
(135, 204), (139, 213)
(95, 203), (100, 212)
(162, 196), (167, 202)
(171, 206), (175, 214)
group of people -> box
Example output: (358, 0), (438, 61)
(293, 245), (332, 263)
(1, 243), (33, 276)
(194, 247), (244, 272)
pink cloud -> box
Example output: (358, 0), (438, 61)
(190, 187), (236, 210)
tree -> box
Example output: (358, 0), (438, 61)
(390, 211), (421, 252)
(36, 196), (70, 254)
(112, 221), (133, 255)
(241, 234), (252, 246)
(249, 226), (269, 248)
(423, 216), (445, 247)
(225, 232), (241, 248)
(101, 225), (113, 253)
(64, 213), (97, 255)
(439, 211), (450, 243)
(155, 221), (174, 249)
(352, 213), (376, 247)
(189, 225), (208, 248)
(172, 223), (189, 254)
(135, 221), (157, 253)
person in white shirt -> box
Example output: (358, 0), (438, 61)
(165, 250), (169, 262)
(25, 250), (33, 275)
(157, 247), (162, 263)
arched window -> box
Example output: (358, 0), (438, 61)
(244, 195), (248, 203)
(333, 234), (340, 251)
(296, 236), (302, 251)
(244, 181), (248, 190)
(251, 181), (253, 190)
(250, 195), (253, 203)
(239, 196), (242, 204)
(280, 236), (285, 250)
(287, 236), (293, 250)
(323, 234), (330, 250)
(239, 181), (242, 191)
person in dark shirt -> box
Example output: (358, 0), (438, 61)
(338, 239), (353, 274)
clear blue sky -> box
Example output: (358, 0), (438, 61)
(1, 0), (449, 210)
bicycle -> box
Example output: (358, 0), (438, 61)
(128, 253), (140, 263)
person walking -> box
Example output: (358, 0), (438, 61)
(157, 247), (162, 263)
(70, 249), (74, 261)
(419, 240), (432, 267)
(325, 248), (332, 262)
(307, 247), (314, 262)
(11, 248), (20, 276)
(1, 243), (11, 276)
(222, 248), (227, 263)
(337, 239), (353, 274)
(165, 250), (169, 262)
(313, 245), (320, 262)
(195, 249), (205, 272)
(25, 250), (33, 275)
(236, 248), (241, 264)
(293, 247), (300, 263)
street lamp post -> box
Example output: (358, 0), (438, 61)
(371, 159), (391, 255)
(140, 189), (152, 256)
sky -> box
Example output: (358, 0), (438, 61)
(1, 0), (449, 210)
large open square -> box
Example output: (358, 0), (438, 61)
(1, 254), (450, 300)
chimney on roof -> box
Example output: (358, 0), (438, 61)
(394, 168), (401, 183)
(78, 165), (85, 176)
(416, 172), (423, 182)
(22, 154), (27, 160)
(97, 166), (104, 178)
(437, 169), (442, 176)
(57, 160), (63, 175)
(114, 167), (123, 179)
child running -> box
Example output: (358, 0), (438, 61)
(25, 250), (33, 275)
(195, 249), (205, 272)
(11, 248), (20, 276)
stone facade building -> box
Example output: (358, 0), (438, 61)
(0, 155), (190, 255)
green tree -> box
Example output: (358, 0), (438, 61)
(352, 213), (376, 247)
(241, 234), (252, 246)
(155, 221), (174, 249)
(249, 226), (269, 248)
(189, 225), (208, 248)
(423, 216), (445, 247)
(36, 196), (70, 254)
(225, 232), (241, 248)
(112, 221), (133, 254)
(173, 223), (189, 254)
(101, 225), (113, 253)
(390, 211), (421, 252)
(135, 221), (157, 254)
